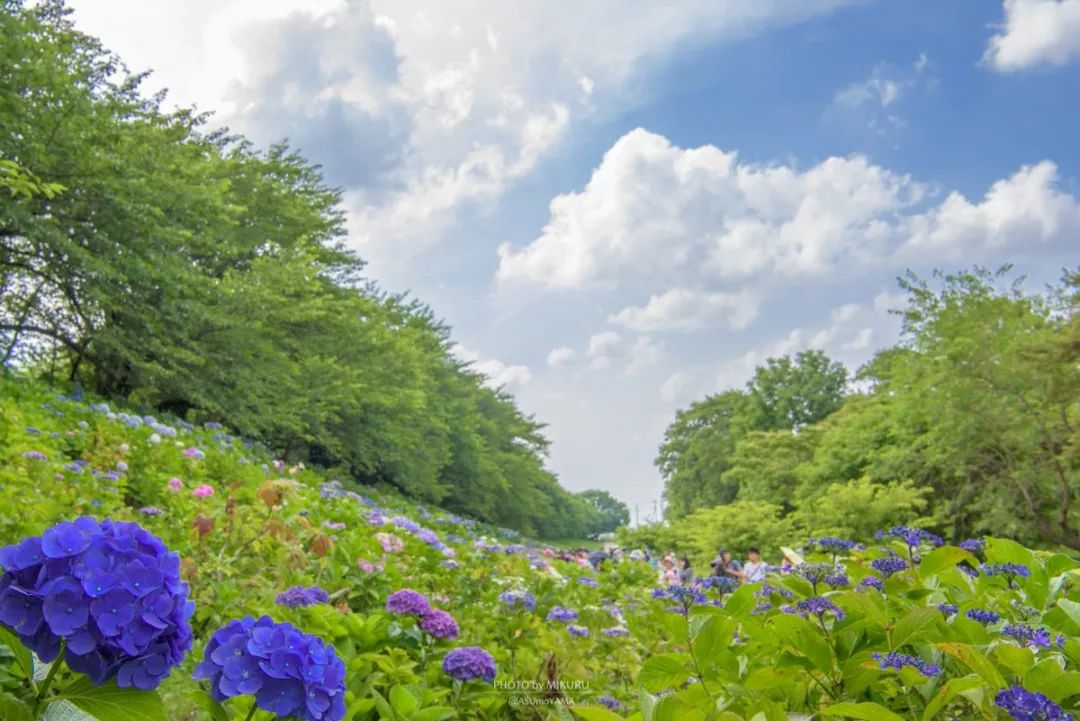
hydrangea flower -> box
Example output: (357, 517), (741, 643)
(182, 447), (205, 460)
(1002, 624), (1053, 649)
(22, 451), (48, 461)
(873, 652), (941, 677)
(375, 533), (404, 553)
(602, 627), (629, 637)
(794, 563), (835, 589)
(567, 624), (590, 638)
(824, 573), (849, 589)
(499, 590), (536, 611)
(440, 560), (459, 569)
(167, 477), (183, 492)
(871, 556), (908, 578)
(754, 584), (794, 599)
(139, 507), (163, 517)
(597, 696), (624, 711)
(698, 576), (738, 593)
(876, 526), (944, 549)
(192, 484), (215, 498)
(192, 616), (345, 721)
(0, 517), (194, 689)
(806, 537), (860, 554)
(386, 589), (430, 616)
(797, 597), (845, 621)
(752, 601), (773, 615)
(982, 564), (1031, 587)
(959, 538), (985, 554)
(578, 577), (599, 588)
(995, 685), (1074, 721)
(275, 586), (329, 608)
(936, 603), (958, 617)
(419, 609), (459, 639)
(965, 608), (1001, 625)
(442, 647), (496, 682)
(546, 606), (578, 623)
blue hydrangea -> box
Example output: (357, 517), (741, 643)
(597, 696), (624, 711)
(192, 616), (345, 721)
(959, 538), (985, 554)
(995, 685), (1074, 721)
(873, 652), (941, 677)
(824, 573), (849, 589)
(276, 586), (329, 608)
(754, 584), (794, 599)
(807, 537), (861, 554)
(1002, 624), (1053, 649)
(0, 517), (194, 689)
(442, 646), (496, 682)
(698, 576), (739, 593)
(577, 577), (599, 588)
(498, 590), (536, 611)
(965, 608), (1001, 625)
(567, 624), (590, 638)
(936, 603), (958, 617)
(876, 526), (944, 549)
(982, 564), (1031, 586)
(794, 563), (835, 588)
(797, 597), (845, 621)
(602, 627), (629, 637)
(871, 556), (908, 578)
(546, 606), (578, 623)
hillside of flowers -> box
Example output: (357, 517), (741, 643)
(2, 375), (1080, 721)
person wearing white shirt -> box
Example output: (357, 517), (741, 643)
(742, 547), (768, 584)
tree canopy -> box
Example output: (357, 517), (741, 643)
(650, 267), (1080, 554)
(0, 0), (611, 539)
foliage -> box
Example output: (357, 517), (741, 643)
(0, 0), (609, 540)
(657, 268), (1080, 551)
(1, 379), (1079, 721)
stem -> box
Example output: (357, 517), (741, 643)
(243, 700), (258, 721)
(685, 619), (719, 718)
(33, 641), (65, 717)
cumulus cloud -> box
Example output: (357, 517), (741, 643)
(984, 0), (1080, 71)
(625, 336), (665, 375)
(497, 129), (1080, 293)
(610, 289), (759, 333)
(452, 344), (532, 389)
(546, 347), (577, 367)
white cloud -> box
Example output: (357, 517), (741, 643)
(452, 344), (532, 389)
(660, 373), (690, 402)
(546, 347), (577, 367)
(984, 0), (1080, 71)
(610, 289), (759, 333)
(587, 331), (621, 357)
(497, 129), (1080, 294)
(625, 336), (665, 375)
(67, 0), (858, 280)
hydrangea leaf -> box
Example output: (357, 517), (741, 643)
(920, 674), (983, 721)
(573, 706), (627, 721)
(637, 653), (692, 694)
(822, 701), (905, 721)
(0, 626), (32, 681)
(891, 607), (941, 648)
(55, 677), (166, 721)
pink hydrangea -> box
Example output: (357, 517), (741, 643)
(192, 484), (215, 498)
(167, 477), (183, 493)
(357, 559), (382, 574)
(375, 532), (403, 553)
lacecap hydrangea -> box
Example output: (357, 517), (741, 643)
(0, 517), (194, 689)
(192, 616), (346, 721)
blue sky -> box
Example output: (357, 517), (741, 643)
(69, 0), (1080, 519)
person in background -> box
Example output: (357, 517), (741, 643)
(711, 549), (743, 581)
(742, 547), (767, 584)
(587, 548), (608, 570)
(658, 557), (678, 585)
(677, 557), (693, 585)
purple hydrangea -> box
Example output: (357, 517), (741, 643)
(982, 564), (1031, 586)
(0, 517), (194, 689)
(995, 685), (1074, 721)
(138, 507), (163, 517)
(824, 573), (849, 589)
(1002, 624), (1053, 649)
(419, 609), (459, 640)
(871, 556), (908, 578)
(876, 526), (944, 549)
(754, 584), (794, 599)
(192, 616), (346, 721)
(794, 563), (835, 589)
(442, 646), (497, 682)
(698, 576), (739, 594)
(602, 627), (630, 637)
(567, 624), (590, 638)
(499, 590), (536, 611)
(578, 577), (599, 588)
(937, 603), (958, 617)
(959, 538), (985, 554)
(386, 589), (431, 616)
(546, 606), (578, 623)
(275, 586), (329, 608)
(873, 652), (942, 677)
(22, 451), (48, 461)
(807, 537), (860, 554)
(797, 596), (845, 621)
(965, 608), (1001, 625)
(597, 696), (624, 711)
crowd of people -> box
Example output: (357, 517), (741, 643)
(552, 545), (800, 587)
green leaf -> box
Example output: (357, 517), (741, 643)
(985, 537), (1034, 567)
(822, 701), (906, 721)
(411, 708), (455, 721)
(935, 642), (1006, 688)
(389, 685), (419, 716)
(1057, 598), (1080, 631)
(637, 653), (692, 693)
(892, 607), (940, 648)
(574, 706), (628, 721)
(1024, 660), (1080, 703)
(0, 696), (34, 721)
(56, 677), (166, 721)
(994, 644), (1034, 677)
(918, 547), (973, 578)
(691, 616), (731, 667)
(0, 626), (33, 681)
(921, 675), (984, 721)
